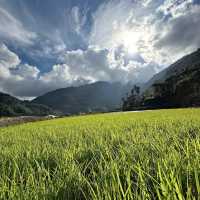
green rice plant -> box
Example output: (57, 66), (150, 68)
(0, 108), (199, 199)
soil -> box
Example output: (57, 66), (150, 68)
(0, 116), (54, 127)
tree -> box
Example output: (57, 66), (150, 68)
(134, 85), (140, 95)
(122, 85), (141, 111)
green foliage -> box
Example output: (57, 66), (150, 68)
(124, 48), (200, 111)
(0, 109), (200, 199)
(0, 92), (54, 117)
(0, 103), (15, 116)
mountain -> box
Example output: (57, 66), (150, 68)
(145, 48), (200, 89)
(32, 81), (132, 114)
(0, 92), (54, 117)
(123, 48), (200, 110)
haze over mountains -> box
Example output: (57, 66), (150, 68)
(0, 81), (133, 116)
(32, 81), (133, 115)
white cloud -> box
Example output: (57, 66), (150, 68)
(89, 0), (163, 67)
(0, 44), (40, 96)
(0, 7), (37, 45)
(154, 4), (200, 58)
(0, 43), (20, 69)
(70, 6), (87, 35)
(0, 44), (93, 97)
(60, 47), (110, 78)
(89, 0), (200, 66)
(0, 66), (10, 79)
(40, 64), (76, 87)
(59, 46), (160, 84)
(89, 0), (135, 49)
(158, 0), (194, 18)
(15, 64), (40, 79)
(0, 43), (20, 80)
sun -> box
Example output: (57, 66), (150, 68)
(119, 29), (140, 54)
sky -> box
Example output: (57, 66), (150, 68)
(0, 0), (200, 99)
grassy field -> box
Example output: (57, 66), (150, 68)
(0, 109), (200, 199)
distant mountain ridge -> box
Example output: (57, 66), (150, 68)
(32, 81), (132, 114)
(0, 92), (54, 116)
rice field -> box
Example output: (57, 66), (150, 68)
(0, 109), (200, 199)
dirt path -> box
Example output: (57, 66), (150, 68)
(0, 116), (53, 127)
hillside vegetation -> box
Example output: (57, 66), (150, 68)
(0, 109), (199, 199)
(32, 81), (132, 115)
(0, 92), (54, 117)
(123, 49), (200, 111)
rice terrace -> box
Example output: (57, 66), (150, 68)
(0, 109), (199, 199)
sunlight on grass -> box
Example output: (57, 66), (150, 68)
(0, 109), (199, 199)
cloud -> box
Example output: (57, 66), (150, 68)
(0, 44), (95, 97)
(89, 0), (134, 49)
(0, 44), (72, 97)
(60, 47), (110, 80)
(0, 44), (160, 98)
(157, 0), (194, 18)
(154, 4), (200, 57)
(14, 64), (40, 79)
(39, 64), (80, 91)
(0, 7), (37, 45)
(0, 43), (20, 69)
(89, 0), (200, 65)
(0, 44), (40, 96)
(0, 43), (20, 80)
(0, 0), (200, 98)
(89, 0), (163, 67)
(59, 46), (160, 83)
(28, 32), (67, 60)
(70, 6), (88, 35)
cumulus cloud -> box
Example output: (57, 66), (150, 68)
(59, 46), (160, 83)
(14, 64), (40, 79)
(0, 44), (39, 96)
(0, 44), (72, 97)
(0, 43), (20, 69)
(0, 44), (94, 97)
(0, 43), (20, 80)
(59, 47), (110, 80)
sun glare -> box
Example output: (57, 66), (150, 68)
(119, 30), (140, 54)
